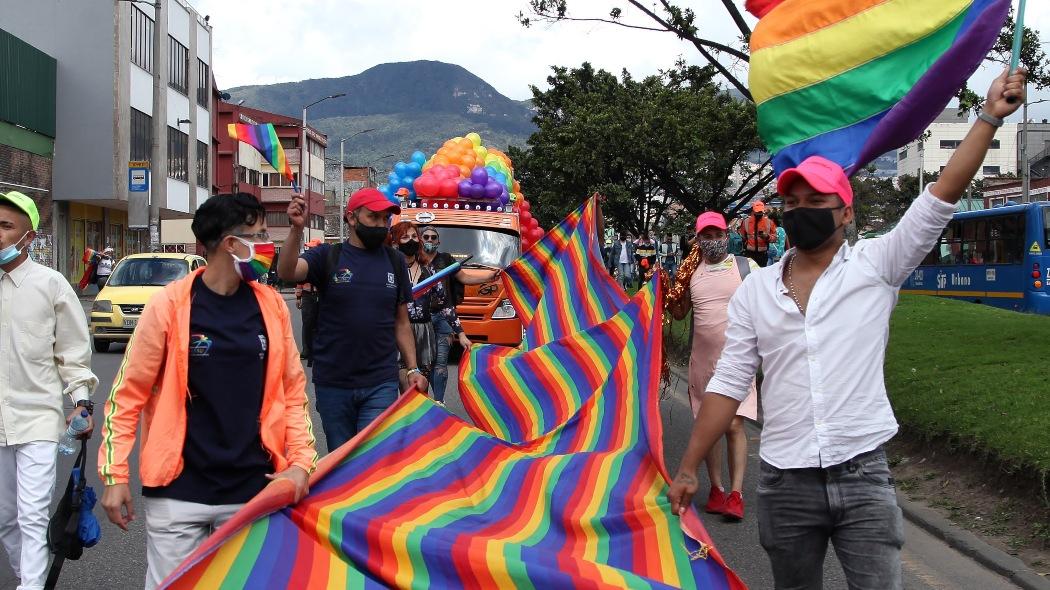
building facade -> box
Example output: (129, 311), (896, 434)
(982, 177), (1050, 207)
(0, 0), (213, 281)
(0, 27), (57, 268)
(897, 108), (1017, 180)
(211, 102), (327, 250)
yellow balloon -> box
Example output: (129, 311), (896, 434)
(466, 132), (482, 147)
(474, 146), (488, 160)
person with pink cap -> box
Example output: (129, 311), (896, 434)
(667, 211), (760, 521)
(278, 189), (428, 452)
(669, 69), (1028, 589)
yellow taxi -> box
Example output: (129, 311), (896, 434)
(89, 252), (207, 352)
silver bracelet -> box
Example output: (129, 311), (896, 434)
(977, 111), (1004, 128)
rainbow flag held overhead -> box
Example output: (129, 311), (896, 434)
(747, 0), (1010, 176)
(158, 195), (744, 589)
(228, 123), (295, 186)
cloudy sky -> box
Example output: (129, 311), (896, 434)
(194, 0), (1050, 121)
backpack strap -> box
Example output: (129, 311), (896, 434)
(734, 256), (752, 282)
(383, 246), (404, 308)
(315, 242), (342, 299)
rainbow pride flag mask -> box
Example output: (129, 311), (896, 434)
(231, 238), (275, 283)
(747, 0), (1010, 176)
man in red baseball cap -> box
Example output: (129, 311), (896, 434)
(277, 188), (426, 452)
(670, 69), (1028, 589)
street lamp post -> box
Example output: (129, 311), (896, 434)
(1022, 96), (1049, 202)
(301, 93), (345, 242)
(338, 128), (376, 242)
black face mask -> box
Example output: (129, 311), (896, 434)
(397, 239), (420, 257)
(782, 206), (844, 251)
(354, 222), (389, 250)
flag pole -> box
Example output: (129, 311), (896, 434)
(1007, 0), (1027, 103)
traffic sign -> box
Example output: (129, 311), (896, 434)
(129, 164), (150, 193)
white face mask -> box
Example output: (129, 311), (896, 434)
(0, 231), (29, 265)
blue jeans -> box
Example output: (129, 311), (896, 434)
(430, 317), (453, 403)
(314, 381), (399, 453)
(757, 447), (904, 590)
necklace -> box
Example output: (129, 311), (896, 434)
(786, 254), (806, 315)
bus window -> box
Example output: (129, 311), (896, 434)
(1044, 208), (1050, 249)
(988, 214), (1025, 264)
(942, 221), (962, 264)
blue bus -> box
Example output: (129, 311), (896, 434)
(900, 202), (1050, 314)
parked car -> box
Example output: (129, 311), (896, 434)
(89, 253), (206, 352)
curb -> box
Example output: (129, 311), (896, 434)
(667, 365), (1050, 589)
(898, 495), (1050, 590)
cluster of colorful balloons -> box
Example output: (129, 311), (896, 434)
(413, 132), (524, 205)
(377, 150), (426, 203)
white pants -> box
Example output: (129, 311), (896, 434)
(143, 497), (243, 590)
(0, 441), (58, 590)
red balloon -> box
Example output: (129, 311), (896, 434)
(519, 200), (531, 213)
(530, 228), (544, 241)
(439, 178), (459, 198)
(528, 217), (539, 230)
(413, 175), (435, 197)
(520, 210), (532, 223)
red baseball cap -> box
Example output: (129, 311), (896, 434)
(695, 211), (728, 233)
(345, 187), (401, 215)
(776, 155), (854, 206)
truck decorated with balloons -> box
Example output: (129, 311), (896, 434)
(382, 132), (543, 348)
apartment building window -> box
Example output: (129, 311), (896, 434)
(989, 139), (1001, 149)
(279, 137), (297, 150)
(898, 148), (908, 161)
(197, 59), (209, 108)
(983, 165), (1001, 176)
(130, 108), (152, 162)
(196, 140), (208, 187)
(131, 7), (154, 72)
(265, 211), (288, 227)
(169, 37), (188, 95)
(939, 139), (963, 150)
(167, 126), (188, 181)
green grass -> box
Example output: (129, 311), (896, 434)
(887, 295), (1050, 475)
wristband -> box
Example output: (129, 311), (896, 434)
(406, 367), (422, 377)
(977, 111), (1004, 128)
(75, 399), (94, 415)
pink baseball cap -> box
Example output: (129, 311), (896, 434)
(695, 211), (727, 233)
(346, 187), (401, 215)
(776, 155), (854, 206)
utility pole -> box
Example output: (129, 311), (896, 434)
(1021, 97), (1049, 203)
(300, 93), (346, 245)
(918, 139), (924, 190)
(149, 0), (163, 251)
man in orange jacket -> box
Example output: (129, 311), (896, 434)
(98, 193), (318, 589)
(738, 200), (778, 267)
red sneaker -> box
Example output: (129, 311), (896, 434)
(704, 487), (727, 514)
(723, 490), (744, 521)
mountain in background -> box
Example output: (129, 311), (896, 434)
(225, 61), (537, 170)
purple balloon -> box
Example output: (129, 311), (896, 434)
(484, 181), (502, 199)
(470, 184), (486, 199)
(498, 191), (510, 205)
(470, 167), (489, 185)
(458, 179), (473, 198)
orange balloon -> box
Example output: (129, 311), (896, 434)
(458, 138), (473, 149)
(434, 155), (450, 166)
(513, 180), (521, 192)
(458, 165), (471, 177)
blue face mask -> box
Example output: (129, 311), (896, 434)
(0, 232), (28, 265)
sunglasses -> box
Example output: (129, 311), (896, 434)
(422, 234), (440, 242)
(231, 231), (271, 242)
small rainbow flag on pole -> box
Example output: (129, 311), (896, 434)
(747, 0), (1011, 176)
(228, 123), (296, 189)
(412, 257), (469, 300)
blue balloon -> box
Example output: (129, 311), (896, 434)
(495, 172), (507, 185)
(401, 176), (415, 188)
(486, 165), (499, 178)
(411, 150), (427, 166)
(394, 162), (408, 176)
(378, 183), (391, 197)
(387, 171), (399, 183)
(407, 162), (422, 176)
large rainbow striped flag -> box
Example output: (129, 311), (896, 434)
(158, 197), (743, 589)
(747, 0), (1010, 175)
(228, 123), (295, 185)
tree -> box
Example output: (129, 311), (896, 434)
(519, 2), (1049, 110)
(512, 63), (768, 235)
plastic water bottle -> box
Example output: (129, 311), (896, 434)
(58, 410), (90, 456)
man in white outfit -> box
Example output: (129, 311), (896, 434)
(0, 191), (98, 590)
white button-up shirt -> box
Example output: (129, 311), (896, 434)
(707, 188), (956, 468)
(0, 258), (98, 445)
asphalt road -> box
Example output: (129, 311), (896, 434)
(0, 298), (1022, 589)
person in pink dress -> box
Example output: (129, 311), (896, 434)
(668, 211), (759, 520)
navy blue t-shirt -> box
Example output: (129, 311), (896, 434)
(143, 276), (272, 505)
(302, 242), (411, 389)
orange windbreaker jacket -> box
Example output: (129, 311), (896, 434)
(98, 269), (318, 486)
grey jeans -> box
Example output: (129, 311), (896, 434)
(757, 447), (904, 590)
